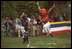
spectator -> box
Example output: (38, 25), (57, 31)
(30, 16), (37, 36)
(27, 17), (32, 36)
(27, 17), (31, 30)
(58, 14), (64, 21)
(50, 15), (54, 22)
(36, 15), (42, 36)
(54, 14), (64, 22)
(53, 15), (59, 22)
(1, 18), (6, 35)
(4, 17), (10, 37)
(62, 13), (66, 21)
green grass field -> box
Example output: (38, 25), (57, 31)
(1, 33), (71, 48)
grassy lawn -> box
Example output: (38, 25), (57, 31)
(1, 33), (71, 48)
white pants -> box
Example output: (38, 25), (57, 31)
(16, 24), (25, 33)
(15, 24), (25, 37)
(42, 22), (51, 34)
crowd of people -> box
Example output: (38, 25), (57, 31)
(1, 13), (42, 37)
(1, 13), (66, 37)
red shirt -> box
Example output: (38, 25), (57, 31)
(40, 9), (50, 24)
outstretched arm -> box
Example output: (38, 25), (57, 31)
(20, 13), (25, 19)
(48, 3), (55, 13)
(36, 1), (41, 11)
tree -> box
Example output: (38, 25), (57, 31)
(1, 1), (71, 20)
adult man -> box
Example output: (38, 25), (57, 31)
(30, 16), (37, 36)
(36, 15), (42, 36)
(4, 17), (11, 37)
(37, 2), (55, 37)
(20, 13), (29, 31)
(20, 13), (29, 43)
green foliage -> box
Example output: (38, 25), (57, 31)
(60, 1), (71, 18)
(1, 1), (19, 18)
(1, 1), (71, 19)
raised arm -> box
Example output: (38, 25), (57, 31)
(48, 3), (55, 13)
(20, 13), (25, 19)
(36, 1), (41, 11)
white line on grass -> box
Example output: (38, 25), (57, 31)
(27, 41), (36, 48)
